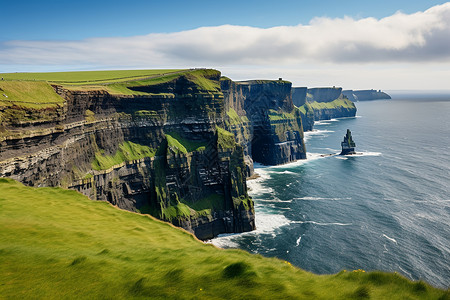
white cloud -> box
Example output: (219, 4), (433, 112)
(1, 2), (450, 67)
(1, 3), (450, 89)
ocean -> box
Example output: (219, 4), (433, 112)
(212, 96), (450, 289)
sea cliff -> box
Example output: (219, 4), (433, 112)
(343, 89), (391, 101)
(292, 87), (357, 131)
(0, 69), (307, 239)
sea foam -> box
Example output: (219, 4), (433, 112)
(209, 211), (292, 248)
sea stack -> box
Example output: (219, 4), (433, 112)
(340, 129), (356, 155)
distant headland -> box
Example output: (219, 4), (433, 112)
(342, 89), (391, 101)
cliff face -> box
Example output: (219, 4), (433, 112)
(291, 87), (307, 107)
(307, 87), (343, 103)
(0, 70), (259, 240)
(221, 79), (306, 166)
(293, 87), (357, 131)
(342, 89), (391, 101)
(0, 70), (307, 239)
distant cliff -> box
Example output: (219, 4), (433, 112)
(292, 87), (357, 131)
(307, 87), (343, 103)
(0, 70), (307, 239)
(342, 89), (391, 101)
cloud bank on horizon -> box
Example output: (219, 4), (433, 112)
(1, 2), (450, 89)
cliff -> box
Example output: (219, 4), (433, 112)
(307, 87), (343, 103)
(293, 87), (357, 131)
(221, 79), (306, 166)
(0, 69), (307, 239)
(342, 89), (391, 101)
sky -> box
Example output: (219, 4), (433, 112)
(1, 0), (450, 90)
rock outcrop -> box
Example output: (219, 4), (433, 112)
(342, 89), (391, 101)
(340, 129), (356, 155)
(0, 70), (307, 239)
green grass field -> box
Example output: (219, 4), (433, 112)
(1, 178), (447, 299)
(0, 69), (221, 102)
(0, 81), (64, 108)
(308, 98), (356, 110)
(0, 69), (184, 85)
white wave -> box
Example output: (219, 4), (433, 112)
(210, 212), (292, 248)
(335, 156), (348, 160)
(269, 170), (297, 175)
(256, 212), (291, 233)
(256, 197), (293, 203)
(207, 233), (240, 248)
(293, 196), (351, 201)
(304, 129), (334, 136)
(292, 220), (353, 226)
(277, 207), (291, 210)
(247, 168), (273, 196)
(341, 151), (382, 157)
(383, 234), (398, 244)
(316, 147), (340, 152)
(296, 236), (302, 246)
(263, 152), (323, 171)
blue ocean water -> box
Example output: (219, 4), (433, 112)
(212, 98), (450, 289)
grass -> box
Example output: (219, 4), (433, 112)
(267, 108), (297, 121)
(216, 126), (236, 150)
(166, 132), (207, 154)
(226, 108), (249, 125)
(181, 193), (226, 217)
(0, 178), (447, 299)
(0, 81), (64, 108)
(0, 69), (222, 125)
(0, 69), (184, 85)
(91, 141), (156, 171)
(308, 98), (356, 110)
(0, 69), (220, 99)
(161, 202), (192, 220)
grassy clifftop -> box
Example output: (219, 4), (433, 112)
(0, 69), (221, 98)
(0, 178), (447, 299)
(308, 98), (356, 110)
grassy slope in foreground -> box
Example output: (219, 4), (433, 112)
(0, 179), (447, 299)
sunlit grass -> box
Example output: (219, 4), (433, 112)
(0, 178), (447, 299)
(0, 69), (184, 85)
(0, 81), (64, 108)
(91, 141), (156, 171)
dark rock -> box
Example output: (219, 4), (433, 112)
(307, 87), (342, 103)
(340, 129), (356, 155)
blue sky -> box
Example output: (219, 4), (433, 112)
(1, 0), (450, 89)
(1, 0), (446, 40)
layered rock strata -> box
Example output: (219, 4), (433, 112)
(0, 70), (308, 239)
